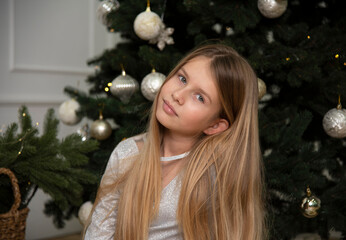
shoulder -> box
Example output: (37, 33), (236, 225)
(113, 133), (146, 159)
(106, 133), (146, 175)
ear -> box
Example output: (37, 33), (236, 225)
(203, 118), (229, 135)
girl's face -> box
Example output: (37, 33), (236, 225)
(156, 56), (224, 138)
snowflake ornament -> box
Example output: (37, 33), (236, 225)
(149, 24), (174, 51)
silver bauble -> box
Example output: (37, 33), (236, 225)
(133, 9), (163, 40)
(110, 73), (139, 103)
(258, 78), (267, 100)
(258, 0), (288, 18)
(322, 106), (346, 138)
(90, 119), (112, 140)
(141, 72), (166, 101)
(77, 124), (89, 141)
(58, 99), (81, 126)
(97, 0), (120, 26)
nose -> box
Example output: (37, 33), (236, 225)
(172, 89), (184, 105)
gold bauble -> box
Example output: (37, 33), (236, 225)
(91, 112), (112, 141)
(301, 187), (321, 218)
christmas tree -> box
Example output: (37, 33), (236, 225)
(63, 0), (346, 238)
(0, 106), (99, 228)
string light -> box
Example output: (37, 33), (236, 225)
(105, 87), (110, 92)
(335, 54), (339, 59)
(307, 35), (311, 39)
(107, 82), (112, 87)
(286, 57), (290, 61)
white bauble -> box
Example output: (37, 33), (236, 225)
(258, 78), (267, 100)
(258, 0), (288, 18)
(78, 201), (93, 226)
(110, 73), (139, 103)
(141, 72), (166, 101)
(58, 99), (81, 125)
(323, 107), (346, 138)
(134, 10), (163, 40)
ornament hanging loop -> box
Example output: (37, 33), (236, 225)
(306, 186), (311, 197)
(337, 94), (342, 110)
(146, 0), (151, 11)
(120, 64), (126, 76)
(98, 103), (105, 120)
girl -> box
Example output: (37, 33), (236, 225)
(84, 44), (266, 240)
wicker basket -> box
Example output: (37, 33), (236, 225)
(0, 168), (29, 240)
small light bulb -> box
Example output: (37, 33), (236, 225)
(22, 113), (26, 117)
(36, 122), (39, 126)
(286, 57), (290, 61)
(307, 35), (311, 39)
(107, 82), (112, 87)
(105, 87), (109, 92)
(335, 54), (339, 58)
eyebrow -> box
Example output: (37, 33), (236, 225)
(180, 66), (213, 103)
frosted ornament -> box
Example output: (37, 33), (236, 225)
(258, 78), (267, 100)
(97, 0), (120, 26)
(258, 0), (288, 18)
(58, 98), (81, 125)
(110, 69), (139, 103)
(90, 111), (112, 140)
(141, 70), (166, 101)
(133, 3), (163, 41)
(323, 101), (346, 138)
(149, 24), (174, 51)
(78, 201), (93, 225)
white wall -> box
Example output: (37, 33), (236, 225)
(0, 0), (120, 239)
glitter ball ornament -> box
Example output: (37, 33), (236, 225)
(110, 69), (139, 103)
(77, 124), (89, 141)
(323, 102), (346, 138)
(141, 70), (166, 101)
(258, 78), (267, 100)
(301, 187), (321, 218)
(58, 99), (81, 125)
(133, 4), (163, 41)
(78, 201), (93, 225)
(90, 111), (112, 140)
(97, 0), (120, 26)
(258, 0), (288, 18)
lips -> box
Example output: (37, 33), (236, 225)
(163, 99), (178, 116)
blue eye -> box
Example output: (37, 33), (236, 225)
(178, 75), (187, 84)
(196, 94), (204, 103)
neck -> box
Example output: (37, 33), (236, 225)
(161, 130), (198, 157)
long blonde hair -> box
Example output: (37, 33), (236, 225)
(88, 44), (266, 240)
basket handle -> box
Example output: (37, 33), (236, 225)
(0, 168), (21, 213)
